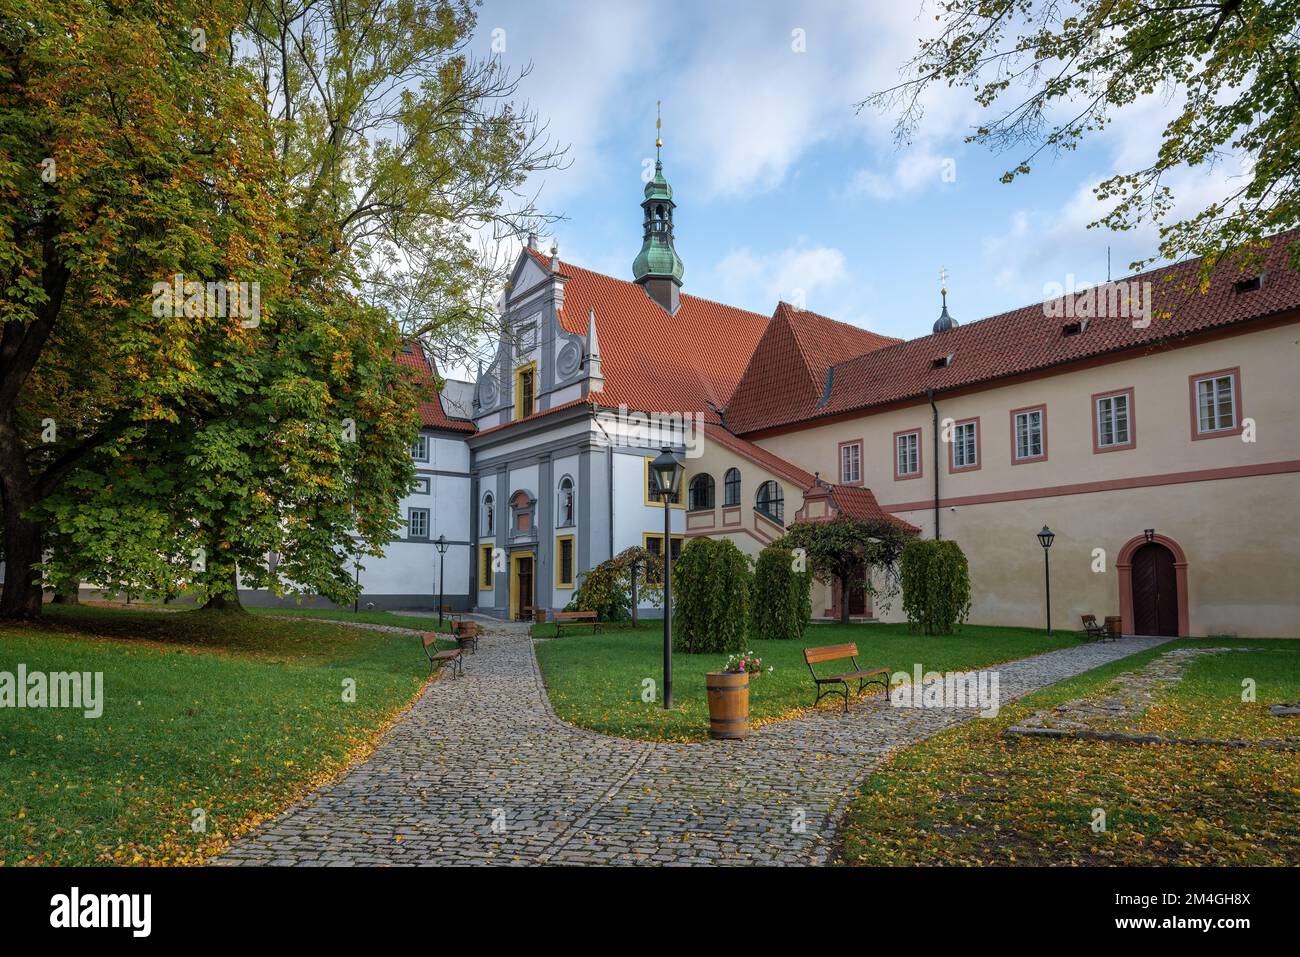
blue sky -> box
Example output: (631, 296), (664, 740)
(473, 0), (1238, 343)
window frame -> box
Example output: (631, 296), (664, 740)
(893, 428), (922, 481)
(837, 438), (864, 486)
(481, 491), (495, 536)
(479, 544), (495, 590)
(556, 475), (576, 528)
(407, 507), (430, 540)
(1188, 367), (1243, 440)
(947, 417), (981, 474)
(513, 360), (538, 421)
(723, 468), (741, 507)
(641, 532), (684, 584)
(642, 456), (684, 508)
(1009, 404), (1048, 464)
(754, 480), (785, 525)
(1092, 387), (1136, 453)
(554, 534), (576, 589)
(412, 476), (431, 495)
(410, 434), (429, 462)
(687, 473), (715, 511)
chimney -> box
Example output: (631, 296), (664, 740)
(527, 231), (538, 251)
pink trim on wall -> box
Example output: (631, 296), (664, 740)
(837, 438), (865, 486)
(721, 506), (742, 527)
(1116, 532), (1190, 637)
(947, 416), (981, 474)
(893, 427), (923, 481)
(1008, 403), (1048, 465)
(1188, 366), (1244, 440)
(882, 458), (1300, 513)
(1091, 386), (1137, 453)
(685, 510), (716, 530)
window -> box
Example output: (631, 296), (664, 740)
(839, 440), (862, 485)
(755, 480), (784, 524)
(688, 473), (715, 511)
(1093, 388), (1135, 452)
(555, 535), (575, 588)
(408, 508), (429, 539)
(1011, 405), (1047, 463)
(643, 533), (684, 583)
(509, 490), (535, 533)
(723, 468), (741, 507)
(412, 476), (431, 495)
(643, 457), (681, 506)
(482, 492), (494, 536)
(894, 429), (921, 479)
(479, 544), (495, 590)
(556, 476), (575, 527)
(1191, 369), (1240, 437)
(410, 435), (428, 462)
(513, 361), (537, 420)
(950, 418), (979, 472)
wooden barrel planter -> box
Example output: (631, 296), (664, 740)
(1104, 615), (1123, 640)
(534, 608), (547, 624)
(706, 671), (750, 740)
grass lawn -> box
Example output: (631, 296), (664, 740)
(0, 604), (449, 865)
(838, 637), (1300, 866)
(531, 620), (1075, 742)
(248, 605), (452, 633)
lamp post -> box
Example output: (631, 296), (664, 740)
(353, 559), (361, 614)
(435, 534), (448, 627)
(1037, 525), (1055, 635)
(650, 447), (683, 710)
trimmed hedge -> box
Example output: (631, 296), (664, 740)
(672, 537), (751, 654)
(900, 538), (972, 635)
(749, 545), (811, 642)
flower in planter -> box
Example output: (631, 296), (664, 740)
(724, 651), (770, 676)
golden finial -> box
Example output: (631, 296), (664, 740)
(655, 100), (662, 153)
(939, 266), (948, 304)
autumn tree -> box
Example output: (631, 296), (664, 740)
(778, 517), (913, 625)
(862, 0), (1300, 278)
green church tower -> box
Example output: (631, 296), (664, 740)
(632, 103), (685, 313)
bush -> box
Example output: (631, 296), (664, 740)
(900, 539), (972, 634)
(672, 538), (751, 654)
(749, 545), (811, 642)
(570, 546), (661, 622)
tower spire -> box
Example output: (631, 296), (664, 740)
(632, 101), (685, 313)
(655, 100), (662, 161)
(933, 265), (957, 333)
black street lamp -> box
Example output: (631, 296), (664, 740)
(1037, 525), (1055, 635)
(650, 447), (684, 710)
(435, 534), (448, 627)
(352, 558), (361, 614)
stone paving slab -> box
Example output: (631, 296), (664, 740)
(216, 624), (1169, 866)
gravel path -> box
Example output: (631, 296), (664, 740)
(216, 624), (1168, 866)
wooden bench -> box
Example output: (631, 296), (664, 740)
(452, 619), (479, 654)
(803, 643), (889, 713)
(1080, 614), (1114, 642)
(421, 632), (463, 678)
(553, 610), (601, 638)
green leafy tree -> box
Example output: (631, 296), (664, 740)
(749, 545), (811, 642)
(900, 539), (973, 635)
(862, 0), (1300, 279)
(779, 517), (913, 625)
(672, 537), (751, 655)
(569, 546), (662, 623)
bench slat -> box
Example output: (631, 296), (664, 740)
(804, 642), (858, 664)
(554, 611), (598, 621)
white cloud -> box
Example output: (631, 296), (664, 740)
(711, 243), (848, 312)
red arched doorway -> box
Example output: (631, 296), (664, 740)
(1116, 533), (1189, 637)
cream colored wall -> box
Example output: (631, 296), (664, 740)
(754, 321), (1300, 636)
(682, 440), (804, 559)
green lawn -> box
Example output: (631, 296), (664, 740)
(838, 637), (1300, 866)
(532, 621), (1075, 742)
(0, 605), (448, 865)
(248, 605), (452, 633)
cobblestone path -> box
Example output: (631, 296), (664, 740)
(216, 625), (1168, 866)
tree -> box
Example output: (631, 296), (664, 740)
(672, 538), (751, 655)
(861, 0), (1300, 280)
(570, 546), (662, 623)
(749, 545), (811, 643)
(779, 517), (913, 625)
(0, 0), (280, 618)
(900, 539), (973, 635)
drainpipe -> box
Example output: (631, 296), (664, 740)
(927, 388), (941, 541)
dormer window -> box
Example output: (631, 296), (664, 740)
(513, 361), (537, 420)
(931, 353), (954, 369)
(1062, 319), (1089, 336)
(1233, 275), (1262, 294)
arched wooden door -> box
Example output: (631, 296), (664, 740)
(1130, 543), (1178, 636)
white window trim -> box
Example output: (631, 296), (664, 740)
(1013, 410), (1044, 460)
(1195, 373), (1237, 434)
(952, 421), (978, 469)
(408, 507), (430, 539)
(1096, 393), (1131, 448)
(895, 431), (920, 476)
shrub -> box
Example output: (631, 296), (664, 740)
(900, 539), (972, 634)
(672, 537), (751, 654)
(778, 516), (912, 624)
(570, 546), (661, 622)
(749, 545), (811, 642)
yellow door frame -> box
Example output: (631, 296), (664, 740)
(509, 550), (536, 620)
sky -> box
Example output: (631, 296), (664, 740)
(468, 0), (1245, 345)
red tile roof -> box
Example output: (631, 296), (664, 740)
(703, 423), (816, 490)
(824, 484), (919, 532)
(730, 232), (1300, 436)
(397, 341), (477, 433)
(524, 248), (771, 420)
(725, 301), (899, 434)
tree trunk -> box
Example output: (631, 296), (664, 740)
(0, 498), (45, 619)
(52, 578), (80, 604)
(201, 568), (246, 613)
(840, 574), (851, 626)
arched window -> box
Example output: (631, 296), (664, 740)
(557, 475), (575, 527)
(482, 492), (494, 537)
(755, 480), (784, 524)
(688, 473), (715, 511)
(724, 468), (741, 507)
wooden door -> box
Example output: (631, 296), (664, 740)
(516, 556), (534, 621)
(1131, 543), (1178, 636)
